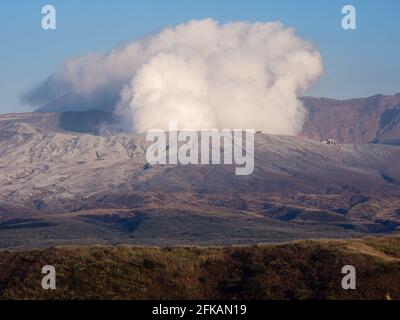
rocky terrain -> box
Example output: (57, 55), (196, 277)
(0, 111), (399, 249)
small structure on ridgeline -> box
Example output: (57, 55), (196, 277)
(95, 151), (105, 160)
(320, 138), (337, 146)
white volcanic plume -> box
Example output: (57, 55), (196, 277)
(26, 19), (323, 134)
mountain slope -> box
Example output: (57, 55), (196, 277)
(1, 236), (400, 300)
(301, 94), (400, 144)
(0, 114), (399, 248)
(34, 93), (400, 144)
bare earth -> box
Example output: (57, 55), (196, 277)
(0, 112), (399, 249)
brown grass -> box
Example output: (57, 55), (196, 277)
(0, 236), (400, 300)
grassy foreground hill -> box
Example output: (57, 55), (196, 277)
(0, 236), (400, 300)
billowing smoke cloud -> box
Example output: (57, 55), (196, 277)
(25, 19), (323, 134)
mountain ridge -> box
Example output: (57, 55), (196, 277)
(32, 93), (400, 145)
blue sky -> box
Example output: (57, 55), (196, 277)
(0, 0), (399, 114)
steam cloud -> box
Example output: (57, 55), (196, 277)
(25, 19), (323, 134)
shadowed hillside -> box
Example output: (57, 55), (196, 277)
(301, 94), (400, 144)
(1, 236), (400, 300)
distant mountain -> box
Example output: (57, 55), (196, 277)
(35, 93), (400, 145)
(301, 94), (400, 145)
(36, 93), (119, 113)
